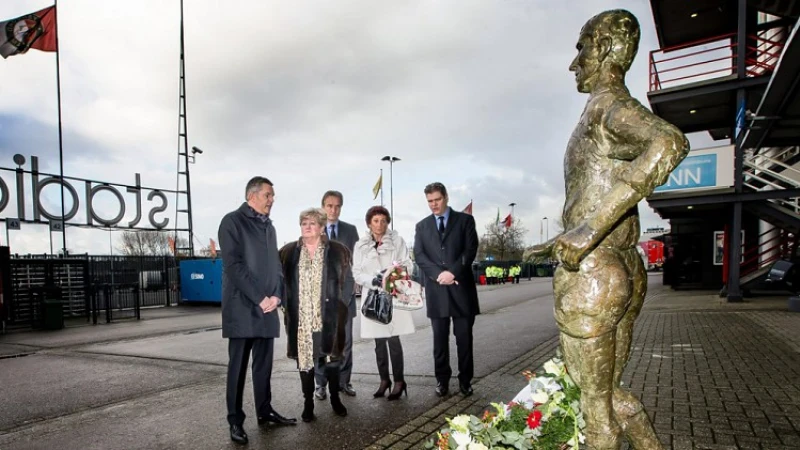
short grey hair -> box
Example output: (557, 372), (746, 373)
(299, 207), (327, 227)
(245, 176), (273, 200)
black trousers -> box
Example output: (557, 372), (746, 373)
(430, 315), (475, 386)
(226, 338), (274, 426)
(375, 336), (404, 382)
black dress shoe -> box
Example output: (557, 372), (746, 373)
(258, 410), (298, 426)
(435, 383), (449, 397)
(229, 424), (248, 444)
(459, 383), (474, 397)
(341, 384), (357, 396)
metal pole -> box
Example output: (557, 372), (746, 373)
(546, 218), (549, 242)
(727, 0), (747, 302)
(54, 1), (67, 255)
(180, 0), (195, 257)
(389, 161), (394, 229)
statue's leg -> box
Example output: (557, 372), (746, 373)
(554, 248), (631, 450)
(611, 249), (663, 449)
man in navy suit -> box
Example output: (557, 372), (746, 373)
(414, 182), (480, 397)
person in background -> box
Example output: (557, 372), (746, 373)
(414, 182), (480, 398)
(352, 206), (416, 401)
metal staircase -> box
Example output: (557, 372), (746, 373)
(734, 146), (800, 289)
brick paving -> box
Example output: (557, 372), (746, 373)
(364, 284), (800, 449)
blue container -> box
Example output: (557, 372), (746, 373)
(180, 259), (223, 303)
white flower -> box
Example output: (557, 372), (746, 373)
(451, 431), (473, 450)
(449, 415), (471, 432)
(543, 359), (562, 376)
(531, 389), (549, 404)
(467, 443), (489, 450)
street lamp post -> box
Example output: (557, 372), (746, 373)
(544, 217), (549, 242)
(381, 156), (400, 229)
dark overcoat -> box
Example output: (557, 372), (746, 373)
(218, 203), (283, 339)
(414, 209), (480, 319)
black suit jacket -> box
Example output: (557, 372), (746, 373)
(330, 220), (359, 317)
(414, 208), (480, 319)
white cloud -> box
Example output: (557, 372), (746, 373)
(0, 0), (694, 255)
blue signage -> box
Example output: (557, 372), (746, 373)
(654, 154), (717, 192)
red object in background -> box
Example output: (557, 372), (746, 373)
(639, 240), (665, 270)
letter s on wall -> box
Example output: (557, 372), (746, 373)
(148, 190), (169, 229)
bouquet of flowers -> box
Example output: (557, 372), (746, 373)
(382, 263), (424, 311)
(425, 356), (585, 450)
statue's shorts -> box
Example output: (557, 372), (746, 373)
(554, 246), (640, 339)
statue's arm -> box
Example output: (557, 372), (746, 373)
(587, 102), (689, 235)
(522, 235), (562, 262)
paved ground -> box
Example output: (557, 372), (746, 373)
(364, 283), (800, 450)
(2, 277), (799, 449)
(0, 279), (559, 450)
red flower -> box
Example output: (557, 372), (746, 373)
(526, 410), (542, 429)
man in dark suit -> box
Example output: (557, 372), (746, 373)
(218, 176), (296, 444)
(414, 182), (480, 397)
(314, 190), (359, 399)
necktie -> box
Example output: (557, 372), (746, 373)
(438, 216), (445, 235)
(330, 224), (337, 240)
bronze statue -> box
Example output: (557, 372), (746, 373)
(524, 10), (689, 450)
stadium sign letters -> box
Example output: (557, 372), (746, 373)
(0, 154), (170, 229)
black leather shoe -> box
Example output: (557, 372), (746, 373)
(258, 411), (297, 426)
(229, 424), (248, 444)
(435, 383), (449, 397)
(341, 384), (357, 396)
(459, 383), (473, 397)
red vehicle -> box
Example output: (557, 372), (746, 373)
(639, 240), (664, 271)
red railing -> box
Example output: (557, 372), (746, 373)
(649, 29), (786, 92)
(723, 226), (796, 282)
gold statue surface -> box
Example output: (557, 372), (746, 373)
(525, 10), (689, 450)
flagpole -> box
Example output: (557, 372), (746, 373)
(380, 169), (384, 207)
(54, 0), (67, 255)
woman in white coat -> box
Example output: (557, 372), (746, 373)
(352, 206), (415, 401)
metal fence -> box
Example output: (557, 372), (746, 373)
(1, 253), (179, 330)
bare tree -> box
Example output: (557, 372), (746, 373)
(118, 231), (189, 256)
(478, 219), (528, 261)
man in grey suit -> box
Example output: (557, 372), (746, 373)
(314, 190), (359, 399)
(414, 182), (480, 398)
(218, 176), (296, 445)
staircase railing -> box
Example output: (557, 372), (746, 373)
(724, 226), (796, 282)
(743, 146), (800, 212)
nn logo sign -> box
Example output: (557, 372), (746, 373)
(654, 154), (717, 192)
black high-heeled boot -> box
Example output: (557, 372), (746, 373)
(387, 381), (407, 401)
(299, 370), (316, 422)
(373, 379), (391, 398)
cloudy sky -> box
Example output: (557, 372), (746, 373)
(0, 0), (714, 255)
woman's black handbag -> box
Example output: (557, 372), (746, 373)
(361, 289), (393, 324)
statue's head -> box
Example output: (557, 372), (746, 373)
(569, 9), (640, 93)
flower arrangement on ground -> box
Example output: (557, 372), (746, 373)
(425, 356), (585, 450)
